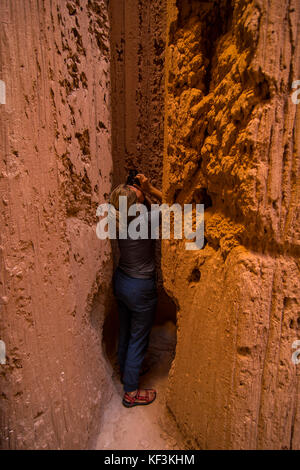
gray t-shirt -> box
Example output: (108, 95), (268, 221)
(117, 208), (161, 279)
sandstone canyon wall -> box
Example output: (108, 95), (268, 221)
(0, 0), (112, 449)
(162, 0), (300, 449)
(109, 0), (167, 188)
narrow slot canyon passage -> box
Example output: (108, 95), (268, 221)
(98, 0), (185, 449)
(99, 321), (185, 450)
(1, 0), (300, 451)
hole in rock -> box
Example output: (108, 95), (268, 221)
(193, 187), (213, 208)
(188, 267), (201, 283)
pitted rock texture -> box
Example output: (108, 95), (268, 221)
(162, 0), (300, 449)
(0, 0), (113, 449)
(110, 0), (167, 188)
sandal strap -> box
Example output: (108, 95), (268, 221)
(136, 389), (149, 401)
(124, 389), (155, 404)
(124, 392), (137, 403)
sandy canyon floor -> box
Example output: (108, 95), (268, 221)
(96, 322), (187, 450)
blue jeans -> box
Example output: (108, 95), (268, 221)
(113, 267), (158, 392)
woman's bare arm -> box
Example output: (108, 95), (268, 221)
(134, 174), (162, 203)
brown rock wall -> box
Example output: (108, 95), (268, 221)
(0, 0), (112, 449)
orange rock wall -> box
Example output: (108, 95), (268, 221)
(0, 0), (113, 449)
(163, 0), (300, 449)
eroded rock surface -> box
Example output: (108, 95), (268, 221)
(0, 0), (112, 449)
(162, 0), (300, 449)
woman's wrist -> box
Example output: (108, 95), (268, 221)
(134, 174), (162, 202)
(147, 185), (162, 202)
(147, 184), (155, 195)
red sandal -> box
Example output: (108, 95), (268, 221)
(122, 389), (156, 408)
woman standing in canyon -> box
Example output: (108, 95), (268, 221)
(109, 174), (162, 408)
